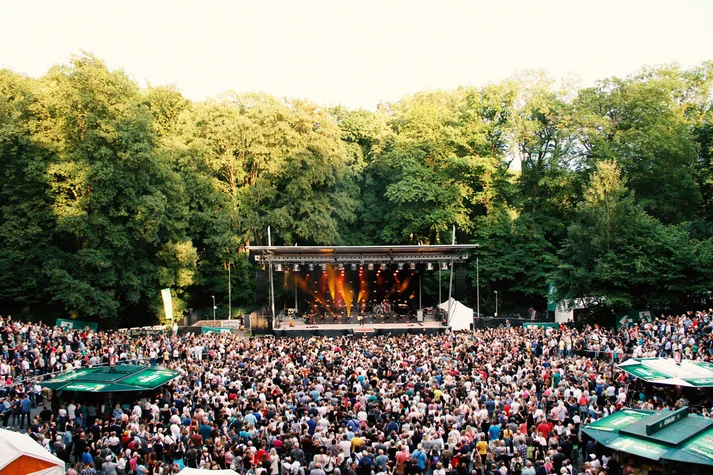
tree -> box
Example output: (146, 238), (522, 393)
(1, 54), (196, 324)
(555, 159), (713, 310)
(575, 66), (702, 224)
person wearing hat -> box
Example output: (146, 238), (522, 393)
(103, 454), (119, 475)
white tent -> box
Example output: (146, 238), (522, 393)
(0, 429), (64, 475)
(439, 298), (474, 331)
(179, 468), (239, 475)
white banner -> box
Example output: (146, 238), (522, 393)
(161, 288), (173, 321)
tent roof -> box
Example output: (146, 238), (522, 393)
(439, 298), (474, 331)
(0, 428), (64, 475)
(438, 298), (473, 312)
(42, 365), (181, 393)
(619, 358), (713, 387)
(583, 408), (713, 466)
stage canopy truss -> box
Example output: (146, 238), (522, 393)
(247, 244), (478, 325)
(248, 245), (478, 264)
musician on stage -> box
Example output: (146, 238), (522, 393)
(357, 311), (365, 326)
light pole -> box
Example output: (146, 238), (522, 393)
(476, 257), (480, 319)
(228, 261), (232, 320)
(494, 290), (498, 317)
(212, 295), (216, 320)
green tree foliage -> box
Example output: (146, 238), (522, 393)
(0, 55), (195, 325)
(575, 66), (706, 224)
(556, 160), (713, 310)
(2, 55), (713, 325)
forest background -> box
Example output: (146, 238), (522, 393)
(2, 55), (713, 326)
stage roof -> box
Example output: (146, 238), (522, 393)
(42, 365), (181, 393)
(247, 244), (479, 263)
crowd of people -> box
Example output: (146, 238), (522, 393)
(0, 309), (711, 475)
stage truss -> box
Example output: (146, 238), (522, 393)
(247, 244), (478, 329)
(248, 244), (478, 264)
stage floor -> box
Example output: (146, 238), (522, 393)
(272, 319), (447, 337)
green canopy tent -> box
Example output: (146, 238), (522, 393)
(42, 365), (181, 393)
(582, 407), (713, 466)
(618, 358), (713, 387)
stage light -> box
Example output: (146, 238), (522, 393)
(308, 264), (314, 271)
(351, 263), (357, 271)
(409, 263), (416, 270)
(426, 262), (434, 271)
(441, 262), (448, 270)
(320, 263), (327, 271)
(275, 264), (283, 272)
(368, 263), (374, 271)
(294, 264), (300, 272)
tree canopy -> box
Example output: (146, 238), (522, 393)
(2, 54), (713, 325)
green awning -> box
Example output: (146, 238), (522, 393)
(608, 435), (669, 460)
(619, 357), (713, 387)
(583, 408), (713, 466)
(42, 365), (181, 393)
(677, 427), (713, 465)
(585, 409), (651, 431)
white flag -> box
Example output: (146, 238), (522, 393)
(161, 288), (173, 321)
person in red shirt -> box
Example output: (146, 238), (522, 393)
(255, 441), (269, 467)
(537, 420), (551, 439)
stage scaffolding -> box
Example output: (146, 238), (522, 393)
(246, 243), (479, 328)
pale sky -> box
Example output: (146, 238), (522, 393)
(1, 0), (712, 110)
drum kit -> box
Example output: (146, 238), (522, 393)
(295, 298), (419, 325)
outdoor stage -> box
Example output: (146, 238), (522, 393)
(272, 318), (447, 338)
(247, 242), (480, 337)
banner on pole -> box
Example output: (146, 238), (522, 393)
(161, 288), (173, 321)
(547, 283), (557, 312)
(201, 326), (232, 334)
(615, 309), (652, 330)
(523, 322), (560, 329)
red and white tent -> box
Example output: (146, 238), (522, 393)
(0, 429), (64, 475)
